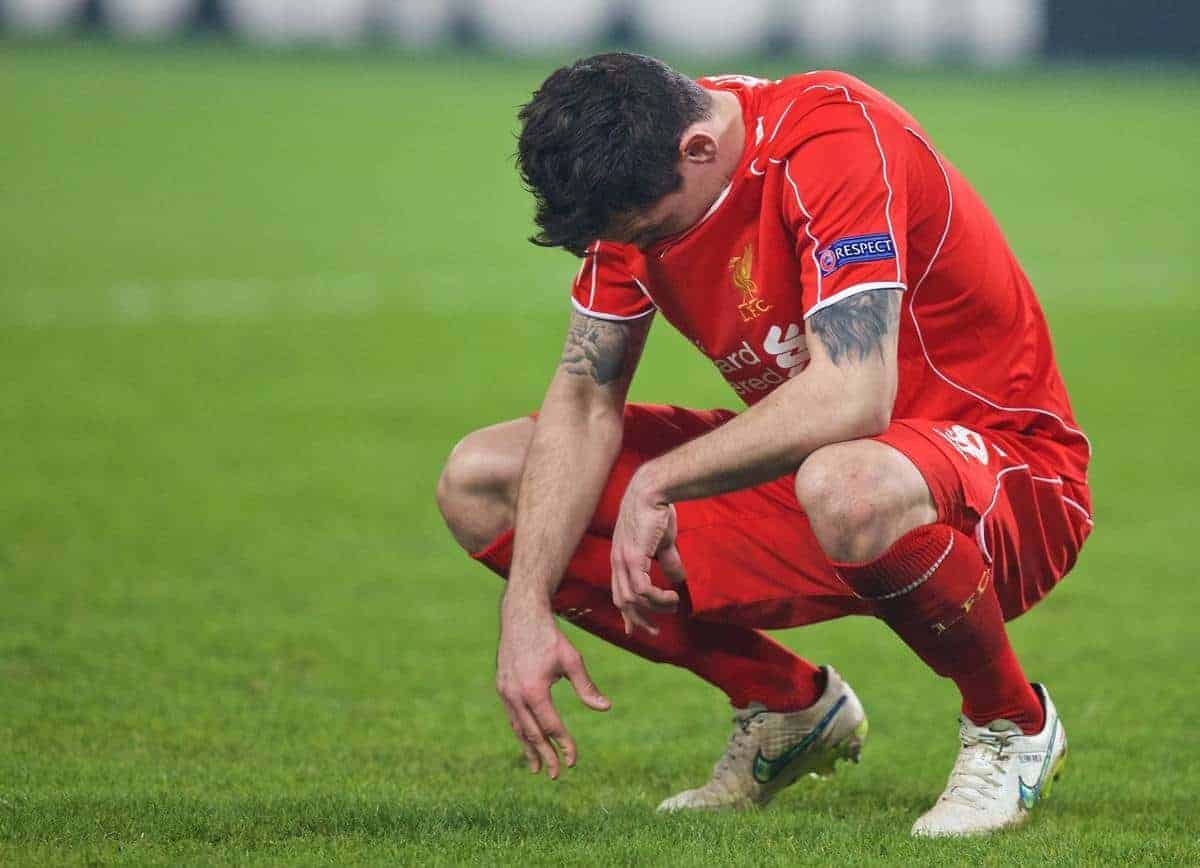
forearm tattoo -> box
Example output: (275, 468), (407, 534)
(808, 289), (900, 366)
(559, 311), (647, 386)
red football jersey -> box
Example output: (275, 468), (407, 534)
(570, 71), (1090, 491)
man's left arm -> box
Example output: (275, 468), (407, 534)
(609, 288), (901, 631)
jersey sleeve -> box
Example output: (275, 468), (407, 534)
(779, 101), (908, 319)
(569, 241), (656, 321)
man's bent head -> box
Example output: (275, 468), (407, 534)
(516, 53), (716, 257)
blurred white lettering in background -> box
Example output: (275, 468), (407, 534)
(0, 0), (1047, 64)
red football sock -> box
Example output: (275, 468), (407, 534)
(834, 524), (1044, 734)
(473, 529), (825, 711)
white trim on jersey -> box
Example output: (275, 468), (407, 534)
(750, 100), (798, 176)
(803, 281), (906, 319)
(768, 98), (797, 143)
(701, 182), (733, 223)
(631, 275), (657, 307)
(1030, 474), (1095, 526)
(903, 127), (1094, 463)
(588, 241), (601, 310)
(975, 467), (1095, 565)
(569, 241), (658, 321)
(904, 131), (953, 295)
(801, 84), (901, 284)
(1061, 495), (1095, 526)
(975, 464), (1031, 563)
(654, 181), (734, 257)
(783, 159), (825, 302)
(570, 295), (655, 322)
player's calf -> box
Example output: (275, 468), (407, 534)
(796, 436), (1054, 833)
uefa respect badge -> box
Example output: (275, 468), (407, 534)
(817, 233), (896, 276)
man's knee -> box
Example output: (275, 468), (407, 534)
(794, 439), (937, 563)
(437, 418), (533, 553)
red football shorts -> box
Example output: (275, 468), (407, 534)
(590, 404), (1093, 630)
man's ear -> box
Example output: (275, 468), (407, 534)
(679, 129), (719, 164)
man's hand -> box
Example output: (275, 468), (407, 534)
(492, 309), (649, 781)
(610, 471), (685, 636)
(495, 601), (611, 779)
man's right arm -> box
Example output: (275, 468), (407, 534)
(495, 308), (653, 779)
(504, 309), (651, 609)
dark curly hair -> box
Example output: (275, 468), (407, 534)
(516, 53), (710, 257)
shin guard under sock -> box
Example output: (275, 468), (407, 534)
(473, 529), (825, 711)
(834, 524), (1044, 734)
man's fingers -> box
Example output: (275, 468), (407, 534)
(610, 556), (641, 635)
(513, 702), (559, 779)
(638, 584), (680, 612)
(619, 602), (658, 636)
(626, 558), (679, 613)
(509, 717), (540, 771)
(613, 550), (667, 634)
(657, 542), (688, 586)
(555, 731), (578, 769)
(503, 701), (541, 773)
(624, 602), (659, 636)
(563, 651), (612, 713)
(616, 572), (659, 635)
(530, 700), (574, 771)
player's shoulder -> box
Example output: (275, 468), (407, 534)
(753, 71), (918, 159)
(572, 240), (648, 285)
(586, 239), (646, 268)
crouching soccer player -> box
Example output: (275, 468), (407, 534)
(436, 54), (1091, 837)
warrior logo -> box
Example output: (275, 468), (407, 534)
(730, 243), (772, 322)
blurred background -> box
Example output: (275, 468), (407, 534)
(2, 0), (1199, 61)
(2, 2), (1198, 864)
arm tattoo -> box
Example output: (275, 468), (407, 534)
(559, 312), (648, 386)
(808, 289), (900, 366)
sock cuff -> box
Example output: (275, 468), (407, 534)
(834, 523), (956, 600)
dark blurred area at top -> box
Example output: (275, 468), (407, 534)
(1, 0), (1196, 62)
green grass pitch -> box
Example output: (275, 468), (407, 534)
(1, 40), (1198, 865)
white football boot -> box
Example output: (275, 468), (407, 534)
(657, 666), (868, 812)
(911, 683), (1067, 837)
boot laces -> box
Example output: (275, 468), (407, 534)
(942, 728), (1014, 809)
(702, 709), (766, 797)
